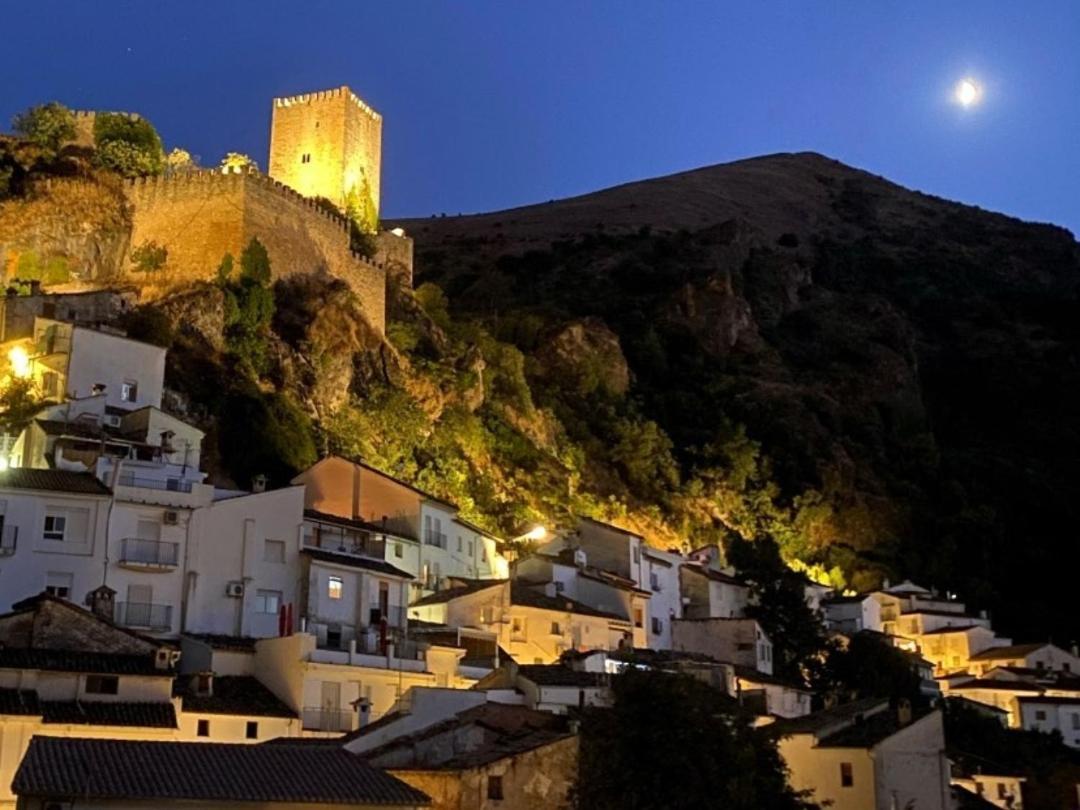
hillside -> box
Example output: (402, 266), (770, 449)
(393, 152), (1080, 641)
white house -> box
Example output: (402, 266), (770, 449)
(822, 594), (882, 634)
(642, 547), (683, 650)
(968, 642), (1080, 677)
(671, 617), (773, 674)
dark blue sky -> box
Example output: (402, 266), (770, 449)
(2, 1), (1077, 234)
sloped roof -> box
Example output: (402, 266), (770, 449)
(948, 678), (1044, 693)
(516, 665), (610, 687)
(302, 548), (414, 580)
(0, 468), (111, 495)
(968, 643), (1052, 661)
(817, 707), (936, 748)
(13, 737), (430, 806)
(0, 688), (39, 716)
(178, 676), (297, 719)
(0, 649), (167, 676)
(773, 697), (887, 737)
(409, 579), (506, 608)
(681, 565), (746, 587)
(510, 583), (625, 620)
(182, 633), (259, 653)
(41, 700), (176, 728)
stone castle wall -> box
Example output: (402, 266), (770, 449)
(125, 171), (386, 333)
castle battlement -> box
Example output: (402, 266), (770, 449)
(272, 85), (381, 122)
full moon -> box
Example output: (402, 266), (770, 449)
(955, 78), (981, 107)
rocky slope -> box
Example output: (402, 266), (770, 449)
(394, 152), (1080, 640)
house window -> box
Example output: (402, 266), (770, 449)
(632, 543), (640, 563)
(487, 774), (504, 800)
(264, 540), (285, 563)
(481, 606), (495, 624)
(468, 540), (474, 557)
(840, 762), (853, 787)
(554, 581), (564, 593)
(511, 617), (525, 637)
(120, 380), (138, 403)
(481, 545), (487, 563)
(633, 608), (643, 628)
(551, 621), (562, 635)
(997, 784), (1007, 799)
(85, 675), (119, 695)
(255, 589), (282, 614)
(651, 617), (663, 635)
(457, 535), (463, 552)
(301, 153), (311, 164)
(394, 542), (403, 558)
(197, 719), (210, 737)
(1035, 710), (1047, 721)
(328, 576), (343, 600)
(1072, 713), (1080, 730)
(246, 721), (258, 739)
(41, 372), (59, 398)
(45, 571), (72, 598)
(43, 514), (67, 541)
(650, 572), (660, 590)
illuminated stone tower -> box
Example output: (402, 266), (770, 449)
(268, 85), (382, 229)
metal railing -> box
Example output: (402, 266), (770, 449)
(115, 601), (173, 630)
(0, 525), (17, 556)
(424, 530), (448, 549)
(117, 473), (193, 493)
(303, 528), (386, 560)
(302, 707), (354, 732)
(367, 604), (407, 628)
(120, 538), (179, 567)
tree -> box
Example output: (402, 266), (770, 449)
(576, 668), (816, 810)
(165, 147), (196, 174)
(219, 152), (257, 174)
(218, 239), (275, 376)
(130, 241), (167, 273)
(11, 102), (76, 159)
(0, 376), (43, 437)
(811, 631), (924, 706)
(93, 113), (164, 177)
(727, 535), (827, 684)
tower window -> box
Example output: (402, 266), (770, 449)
(301, 153), (311, 164)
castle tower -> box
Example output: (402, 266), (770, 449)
(268, 85), (382, 229)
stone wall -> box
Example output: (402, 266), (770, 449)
(124, 171), (386, 333)
(0, 288), (139, 341)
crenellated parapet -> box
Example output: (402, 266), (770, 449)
(272, 85), (381, 122)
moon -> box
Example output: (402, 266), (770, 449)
(955, 78), (981, 108)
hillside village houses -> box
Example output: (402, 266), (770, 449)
(0, 85), (1074, 810)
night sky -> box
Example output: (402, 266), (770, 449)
(1, 1), (1077, 234)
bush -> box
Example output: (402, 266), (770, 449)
(93, 113), (164, 177)
(219, 152), (257, 173)
(218, 387), (317, 487)
(130, 241), (167, 273)
(12, 102), (75, 159)
(120, 306), (174, 349)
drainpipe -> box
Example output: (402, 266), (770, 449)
(179, 504), (196, 633)
(101, 459), (124, 589)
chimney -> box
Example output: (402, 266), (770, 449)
(354, 696), (372, 728)
(28, 280), (41, 296)
(252, 474), (267, 493)
(86, 585), (116, 621)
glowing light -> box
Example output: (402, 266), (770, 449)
(390, 227), (406, 238)
(7, 346), (30, 379)
(524, 525), (547, 542)
(0, 459), (8, 471)
(955, 78), (981, 108)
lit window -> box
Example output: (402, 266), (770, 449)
(197, 719), (210, 737)
(255, 589), (282, 614)
(264, 540), (286, 563)
(840, 762), (853, 787)
(246, 721), (258, 739)
(85, 675), (119, 695)
(43, 515), (66, 541)
(328, 576), (343, 600)
(120, 380), (138, 403)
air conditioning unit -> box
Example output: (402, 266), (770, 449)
(163, 510), (179, 526)
(103, 414), (121, 428)
(225, 581), (244, 598)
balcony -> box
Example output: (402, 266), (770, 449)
(118, 473), (193, 493)
(367, 604), (408, 629)
(119, 538), (179, 570)
(303, 527), (386, 561)
(423, 531), (448, 549)
(302, 707), (354, 733)
(115, 601), (173, 631)
(0, 525), (17, 556)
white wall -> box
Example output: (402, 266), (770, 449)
(49, 319), (166, 410)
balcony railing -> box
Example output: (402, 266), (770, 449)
(423, 531), (448, 549)
(0, 525), (17, 556)
(117, 474), (193, 493)
(119, 538), (179, 568)
(115, 601), (173, 631)
(303, 529), (385, 560)
(367, 604), (407, 629)
(302, 707), (354, 733)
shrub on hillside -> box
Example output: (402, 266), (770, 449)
(93, 113), (164, 177)
(11, 102), (75, 160)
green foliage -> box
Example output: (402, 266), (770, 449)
(130, 240), (167, 273)
(217, 386), (317, 488)
(576, 668), (816, 810)
(93, 113), (164, 177)
(219, 239), (275, 376)
(119, 306), (174, 349)
(344, 179), (378, 233)
(14, 251), (70, 285)
(11, 102), (75, 159)
(349, 221), (377, 259)
(728, 535), (827, 685)
(0, 377), (43, 436)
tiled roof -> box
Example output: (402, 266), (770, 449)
(182, 633), (259, 652)
(774, 697), (887, 737)
(0, 468), (111, 495)
(682, 565), (747, 587)
(919, 624), (988, 636)
(968, 643), (1052, 661)
(516, 665), (610, 687)
(410, 580), (506, 608)
(732, 664), (813, 692)
(1017, 695), (1080, 706)
(14, 737), (430, 806)
(0, 649), (168, 676)
(179, 676), (297, 718)
(303, 547), (414, 579)
(41, 700), (176, 728)
(0, 688), (40, 716)
(510, 583), (625, 620)
(817, 707), (935, 748)
(948, 678), (1044, 692)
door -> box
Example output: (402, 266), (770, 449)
(126, 584), (152, 627)
(320, 681), (341, 731)
(378, 581), (390, 621)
